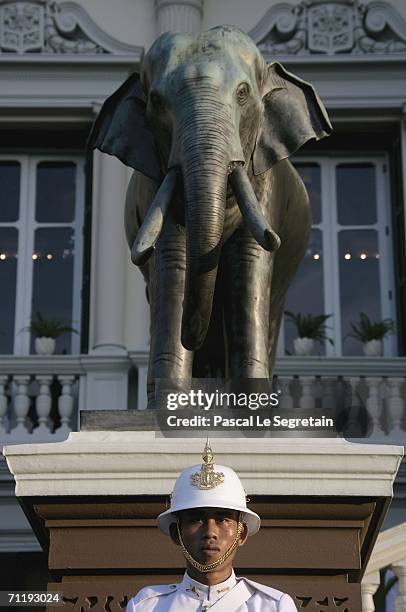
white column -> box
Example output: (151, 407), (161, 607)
(393, 560), (406, 612)
(90, 150), (128, 355)
(85, 151), (130, 410)
(361, 571), (380, 612)
(156, 0), (203, 35)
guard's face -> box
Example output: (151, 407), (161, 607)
(174, 507), (247, 568)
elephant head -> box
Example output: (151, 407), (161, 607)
(89, 26), (332, 351)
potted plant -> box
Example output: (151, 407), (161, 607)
(24, 312), (77, 355)
(346, 312), (395, 356)
(285, 311), (334, 356)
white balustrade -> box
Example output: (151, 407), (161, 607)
(393, 561), (406, 612)
(363, 522), (406, 611)
(12, 376), (31, 435)
(0, 359), (82, 445)
(321, 376), (336, 410)
(387, 378), (405, 437)
(57, 376), (76, 434)
(299, 376), (316, 410)
(346, 376), (361, 432)
(361, 571), (380, 612)
(34, 375), (52, 436)
(0, 355), (405, 443)
(366, 377), (385, 438)
(277, 376), (294, 409)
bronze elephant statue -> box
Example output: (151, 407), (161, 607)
(89, 25), (332, 405)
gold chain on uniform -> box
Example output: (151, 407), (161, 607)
(176, 514), (244, 573)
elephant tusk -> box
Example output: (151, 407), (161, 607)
(131, 168), (177, 266)
(229, 166), (281, 252)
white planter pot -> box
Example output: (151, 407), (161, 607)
(294, 337), (314, 356)
(35, 337), (56, 356)
(362, 339), (383, 357)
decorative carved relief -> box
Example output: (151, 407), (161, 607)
(250, 0), (406, 55)
(0, 0), (141, 54)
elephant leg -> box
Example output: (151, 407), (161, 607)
(223, 226), (272, 378)
(147, 215), (193, 406)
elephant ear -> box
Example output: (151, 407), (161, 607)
(253, 62), (332, 175)
(88, 72), (161, 182)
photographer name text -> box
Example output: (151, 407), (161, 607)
(166, 414), (334, 430)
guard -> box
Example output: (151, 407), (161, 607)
(126, 442), (297, 611)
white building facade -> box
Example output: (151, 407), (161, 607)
(0, 0), (405, 605)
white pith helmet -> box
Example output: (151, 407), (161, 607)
(157, 441), (260, 536)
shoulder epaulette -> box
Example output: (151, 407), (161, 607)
(131, 583), (178, 604)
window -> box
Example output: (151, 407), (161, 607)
(282, 156), (397, 357)
(0, 155), (85, 355)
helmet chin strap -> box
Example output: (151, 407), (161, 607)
(176, 513), (244, 573)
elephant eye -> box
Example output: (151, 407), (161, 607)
(236, 82), (250, 105)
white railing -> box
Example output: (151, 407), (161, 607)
(1, 354), (405, 445)
(0, 356), (83, 444)
(273, 357), (406, 443)
(362, 522), (406, 611)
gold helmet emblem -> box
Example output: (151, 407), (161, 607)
(190, 440), (225, 490)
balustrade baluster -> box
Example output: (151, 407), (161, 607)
(11, 376), (31, 435)
(33, 376), (52, 435)
(0, 375), (9, 434)
(278, 376), (293, 410)
(346, 376), (361, 436)
(57, 376), (75, 434)
(366, 377), (384, 438)
(361, 571), (380, 612)
(299, 376), (316, 410)
(386, 377), (405, 439)
(321, 376), (336, 411)
(393, 560), (406, 612)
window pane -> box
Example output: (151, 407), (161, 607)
(295, 163), (321, 224)
(339, 230), (381, 355)
(284, 229), (326, 354)
(31, 228), (75, 354)
(336, 163), (377, 225)
(0, 162), (20, 222)
(35, 162), (76, 222)
(0, 228), (18, 353)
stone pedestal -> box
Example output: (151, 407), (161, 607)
(4, 435), (404, 611)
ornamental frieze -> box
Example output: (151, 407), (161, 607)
(0, 0), (141, 54)
(250, 0), (406, 55)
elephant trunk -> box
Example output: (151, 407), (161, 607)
(178, 84), (233, 351)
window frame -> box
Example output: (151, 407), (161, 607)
(279, 152), (397, 357)
(0, 153), (85, 355)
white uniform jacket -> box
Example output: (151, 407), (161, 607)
(126, 571), (297, 611)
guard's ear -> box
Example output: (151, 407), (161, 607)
(169, 522), (180, 546)
(238, 523), (249, 547)
(253, 62), (332, 175)
(88, 72), (161, 182)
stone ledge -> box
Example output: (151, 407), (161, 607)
(3, 433), (403, 499)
